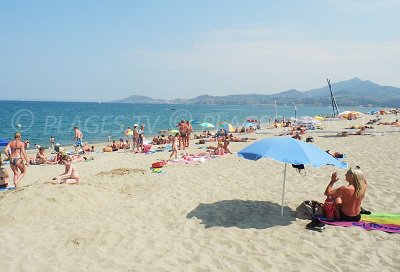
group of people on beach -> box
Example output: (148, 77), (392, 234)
(1, 113), (376, 225)
(122, 124), (146, 152)
(1, 131), (84, 188)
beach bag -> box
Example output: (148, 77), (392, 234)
(306, 137), (314, 142)
(295, 200), (324, 220)
(152, 161), (166, 168)
(103, 146), (112, 152)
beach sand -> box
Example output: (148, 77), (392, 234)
(1, 115), (399, 271)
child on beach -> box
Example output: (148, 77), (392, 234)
(49, 136), (55, 151)
(168, 133), (179, 161)
(52, 154), (80, 184)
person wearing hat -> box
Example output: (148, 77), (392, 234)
(133, 124), (139, 152)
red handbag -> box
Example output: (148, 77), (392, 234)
(152, 161), (166, 168)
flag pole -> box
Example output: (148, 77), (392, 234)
(281, 163), (287, 216)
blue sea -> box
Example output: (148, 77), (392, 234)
(0, 101), (372, 147)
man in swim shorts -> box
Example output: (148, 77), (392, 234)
(73, 127), (86, 155)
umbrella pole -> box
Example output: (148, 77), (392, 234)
(281, 163), (287, 216)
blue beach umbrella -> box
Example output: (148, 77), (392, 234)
(190, 120), (200, 125)
(219, 122), (235, 133)
(243, 122), (255, 128)
(0, 138), (8, 147)
(199, 122), (215, 129)
(238, 137), (347, 216)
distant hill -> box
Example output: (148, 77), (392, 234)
(112, 78), (400, 107)
(112, 95), (167, 104)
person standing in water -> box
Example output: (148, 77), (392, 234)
(3, 132), (29, 188)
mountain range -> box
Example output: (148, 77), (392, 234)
(112, 78), (400, 107)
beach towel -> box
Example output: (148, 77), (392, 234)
(0, 186), (16, 191)
(318, 213), (400, 233)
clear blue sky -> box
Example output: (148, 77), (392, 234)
(1, 0), (399, 101)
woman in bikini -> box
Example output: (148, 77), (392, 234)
(3, 132), (29, 187)
(52, 154), (80, 184)
(324, 167), (367, 221)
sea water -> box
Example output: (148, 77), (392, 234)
(0, 100), (370, 147)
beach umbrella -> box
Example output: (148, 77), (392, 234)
(313, 116), (325, 121)
(219, 122), (235, 133)
(158, 129), (170, 134)
(0, 138), (8, 147)
(295, 116), (321, 126)
(238, 137), (347, 216)
(199, 122), (215, 128)
(244, 122), (255, 128)
(169, 129), (179, 135)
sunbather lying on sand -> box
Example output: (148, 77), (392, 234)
(337, 127), (366, 137)
(326, 150), (345, 158)
(228, 134), (255, 142)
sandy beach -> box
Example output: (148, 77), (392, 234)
(1, 115), (399, 271)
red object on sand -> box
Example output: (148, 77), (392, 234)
(324, 197), (335, 220)
(152, 161), (166, 168)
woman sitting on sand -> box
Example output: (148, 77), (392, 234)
(208, 142), (225, 155)
(324, 167), (367, 221)
(223, 137), (232, 154)
(32, 147), (53, 165)
(51, 154), (80, 184)
(111, 140), (119, 151)
(0, 159), (10, 188)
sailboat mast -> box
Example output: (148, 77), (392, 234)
(274, 100), (278, 120)
(327, 78), (339, 117)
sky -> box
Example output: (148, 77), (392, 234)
(1, 0), (400, 101)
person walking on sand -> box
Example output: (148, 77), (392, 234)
(73, 127), (86, 155)
(3, 132), (29, 188)
(51, 154), (80, 184)
(168, 133), (179, 161)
